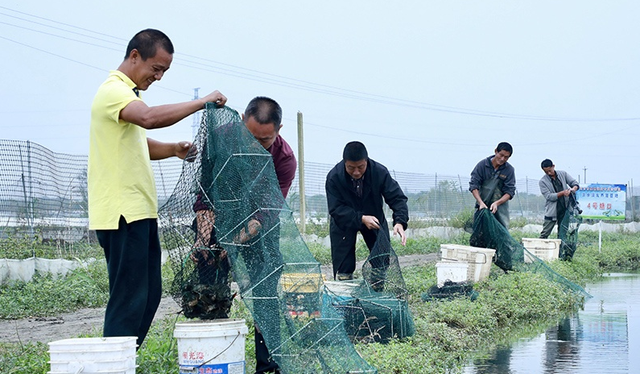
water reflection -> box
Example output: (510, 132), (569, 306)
(543, 317), (581, 373)
(464, 273), (639, 374)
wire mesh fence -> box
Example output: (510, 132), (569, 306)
(0, 138), (632, 250)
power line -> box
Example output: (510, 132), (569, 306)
(0, 34), (105, 72)
(1, 6), (640, 123)
(301, 120), (639, 147)
(0, 6), (125, 42)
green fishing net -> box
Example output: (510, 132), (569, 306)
(470, 208), (590, 298)
(470, 208), (524, 271)
(557, 197), (583, 260)
(159, 104), (377, 373)
(323, 232), (415, 344)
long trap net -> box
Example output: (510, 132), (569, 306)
(323, 231), (415, 344)
(159, 104), (382, 373)
(470, 208), (590, 299)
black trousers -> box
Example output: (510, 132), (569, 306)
(329, 217), (381, 279)
(96, 217), (162, 348)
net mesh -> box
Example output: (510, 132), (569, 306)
(470, 208), (590, 298)
(421, 280), (479, 302)
(558, 196), (582, 260)
(323, 232), (415, 344)
(470, 208), (525, 271)
(159, 104), (377, 373)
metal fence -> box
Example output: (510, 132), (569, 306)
(0, 139), (634, 244)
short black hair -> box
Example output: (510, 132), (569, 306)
(496, 142), (513, 155)
(541, 159), (553, 168)
(244, 96), (282, 130)
(125, 29), (174, 61)
(343, 141), (368, 162)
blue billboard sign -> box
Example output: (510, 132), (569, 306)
(576, 184), (626, 220)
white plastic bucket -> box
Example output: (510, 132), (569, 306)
(174, 319), (248, 374)
(48, 336), (137, 374)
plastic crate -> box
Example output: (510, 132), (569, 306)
(281, 273), (325, 318)
(436, 261), (469, 287)
(439, 244), (495, 283)
(522, 238), (561, 263)
(281, 272), (325, 293)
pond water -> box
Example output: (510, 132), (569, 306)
(463, 273), (640, 374)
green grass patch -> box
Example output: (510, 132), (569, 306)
(0, 231), (638, 373)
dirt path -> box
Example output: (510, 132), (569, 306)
(0, 254), (436, 344)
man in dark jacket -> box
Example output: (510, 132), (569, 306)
(469, 142), (516, 229)
(325, 141), (409, 281)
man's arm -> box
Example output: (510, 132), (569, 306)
(120, 90), (226, 129)
(393, 223), (407, 246)
(380, 171), (408, 230)
(500, 165), (517, 200)
(484, 164), (516, 213)
(378, 167), (409, 245)
(471, 189), (488, 210)
(468, 160), (485, 194)
(469, 160), (490, 210)
(190, 209), (214, 264)
(148, 138), (192, 160)
(275, 150), (297, 199)
(564, 171), (580, 192)
(539, 178), (560, 202)
(489, 193), (512, 214)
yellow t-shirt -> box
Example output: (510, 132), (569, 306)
(88, 70), (158, 230)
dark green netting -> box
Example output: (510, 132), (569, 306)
(159, 104), (377, 373)
(469, 208), (590, 298)
(557, 195), (583, 260)
(470, 208), (524, 271)
(323, 232), (415, 344)
(421, 281), (479, 302)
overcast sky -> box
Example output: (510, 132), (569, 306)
(1, 1), (640, 191)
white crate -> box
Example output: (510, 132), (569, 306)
(439, 244), (495, 283)
(436, 261), (469, 287)
(522, 238), (561, 263)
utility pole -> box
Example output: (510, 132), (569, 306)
(583, 166), (587, 185)
(297, 111), (306, 234)
(192, 88), (201, 138)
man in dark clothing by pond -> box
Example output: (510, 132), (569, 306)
(469, 142), (516, 229)
(325, 141), (409, 281)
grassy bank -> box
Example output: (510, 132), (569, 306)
(1, 231), (638, 373)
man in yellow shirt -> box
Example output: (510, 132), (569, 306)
(88, 28), (226, 348)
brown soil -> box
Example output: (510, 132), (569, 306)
(0, 254), (436, 345)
